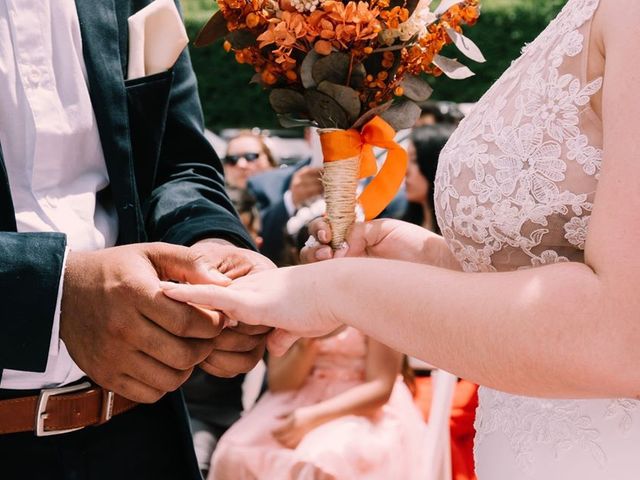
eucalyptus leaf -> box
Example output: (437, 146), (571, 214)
(445, 27), (486, 63)
(269, 89), (308, 114)
(317, 81), (361, 123)
(194, 11), (228, 48)
(312, 52), (366, 88)
(312, 52), (350, 85)
(305, 89), (349, 129)
(434, 0), (464, 16)
(225, 30), (256, 49)
(249, 73), (262, 85)
(353, 100), (393, 129)
(380, 100), (421, 130)
(432, 54), (475, 80)
(277, 114), (316, 128)
(301, 50), (321, 88)
(400, 75), (434, 102)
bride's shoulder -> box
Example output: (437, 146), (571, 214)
(593, 0), (640, 37)
(589, 0), (640, 66)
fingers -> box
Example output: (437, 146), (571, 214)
(300, 217), (352, 263)
(126, 351), (193, 394)
(266, 329), (300, 357)
(105, 374), (166, 404)
(199, 345), (266, 378)
(308, 217), (332, 245)
(146, 242), (231, 286)
(142, 329), (214, 371)
(119, 314), (215, 370)
(140, 289), (225, 339)
(230, 323), (272, 336)
(159, 282), (239, 315)
(210, 328), (267, 353)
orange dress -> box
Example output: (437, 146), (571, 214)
(415, 377), (479, 480)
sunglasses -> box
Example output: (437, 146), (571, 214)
(223, 152), (261, 165)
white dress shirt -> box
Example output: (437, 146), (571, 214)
(0, 0), (118, 389)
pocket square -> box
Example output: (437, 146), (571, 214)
(127, 0), (189, 80)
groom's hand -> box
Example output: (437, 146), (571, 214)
(61, 243), (229, 403)
(188, 239), (276, 377)
(189, 238), (276, 279)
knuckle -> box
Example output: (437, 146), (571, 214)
(169, 311), (191, 337)
(161, 371), (188, 392)
(182, 340), (211, 367)
(172, 350), (196, 371)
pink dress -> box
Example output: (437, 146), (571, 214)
(210, 327), (427, 480)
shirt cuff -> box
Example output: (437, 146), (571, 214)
(48, 247), (70, 357)
(283, 190), (297, 217)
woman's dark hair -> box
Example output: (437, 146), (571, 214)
(402, 125), (455, 233)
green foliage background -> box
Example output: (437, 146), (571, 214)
(182, 0), (566, 129)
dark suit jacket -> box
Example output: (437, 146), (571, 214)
(0, 1), (254, 465)
(248, 160), (309, 265)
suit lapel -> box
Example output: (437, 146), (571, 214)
(75, 0), (143, 244)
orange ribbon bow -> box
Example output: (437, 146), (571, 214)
(319, 116), (408, 221)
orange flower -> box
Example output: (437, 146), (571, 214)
(314, 39), (333, 55)
(320, 1), (382, 47)
(257, 11), (310, 49)
(380, 6), (409, 29)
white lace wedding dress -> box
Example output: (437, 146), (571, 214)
(434, 0), (640, 478)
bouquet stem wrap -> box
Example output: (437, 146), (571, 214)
(319, 116), (408, 249)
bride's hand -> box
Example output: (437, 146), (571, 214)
(160, 267), (342, 355)
(301, 217), (451, 266)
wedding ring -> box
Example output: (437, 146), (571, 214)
(304, 235), (320, 248)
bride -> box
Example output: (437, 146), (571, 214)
(163, 0), (640, 478)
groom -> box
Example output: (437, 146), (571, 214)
(0, 0), (273, 478)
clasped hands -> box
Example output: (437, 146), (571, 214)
(60, 239), (276, 403)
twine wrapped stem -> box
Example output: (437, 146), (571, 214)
(322, 154), (360, 249)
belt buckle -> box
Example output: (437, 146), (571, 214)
(35, 381), (92, 437)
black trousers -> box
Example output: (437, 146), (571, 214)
(0, 393), (202, 480)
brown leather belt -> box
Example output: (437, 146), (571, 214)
(0, 381), (138, 436)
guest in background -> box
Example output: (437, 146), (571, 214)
(209, 327), (426, 480)
(248, 158), (323, 265)
(415, 100), (464, 127)
(223, 131), (278, 190)
(403, 125), (455, 233)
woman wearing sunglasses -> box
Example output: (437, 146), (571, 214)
(223, 132), (278, 189)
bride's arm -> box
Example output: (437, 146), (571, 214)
(163, 2), (640, 399)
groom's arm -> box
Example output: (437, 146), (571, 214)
(145, 39), (254, 251)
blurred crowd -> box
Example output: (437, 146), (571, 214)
(183, 100), (479, 480)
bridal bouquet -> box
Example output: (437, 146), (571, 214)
(197, 0), (483, 247)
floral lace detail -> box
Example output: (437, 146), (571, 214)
(605, 399), (639, 434)
(474, 388), (607, 474)
(434, 0), (603, 272)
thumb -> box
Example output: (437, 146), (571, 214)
(267, 329), (300, 357)
(148, 243), (231, 286)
